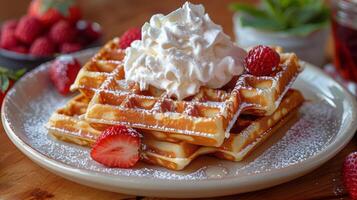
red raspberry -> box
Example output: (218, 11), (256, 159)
(15, 16), (43, 45)
(60, 42), (82, 54)
(119, 28), (141, 49)
(0, 29), (18, 49)
(244, 45), (280, 76)
(49, 20), (76, 44)
(343, 152), (357, 199)
(9, 45), (29, 54)
(29, 37), (55, 57)
(49, 55), (81, 95)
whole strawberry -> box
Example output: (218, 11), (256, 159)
(60, 42), (82, 53)
(343, 152), (357, 199)
(90, 125), (142, 168)
(0, 67), (26, 105)
(9, 46), (29, 54)
(67, 5), (81, 24)
(245, 45), (280, 76)
(30, 37), (55, 57)
(15, 16), (43, 45)
(2, 20), (18, 31)
(119, 28), (141, 49)
(0, 29), (18, 49)
(49, 20), (76, 44)
(28, 0), (81, 27)
(49, 55), (81, 95)
(76, 20), (102, 44)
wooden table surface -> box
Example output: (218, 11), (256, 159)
(0, 0), (356, 199)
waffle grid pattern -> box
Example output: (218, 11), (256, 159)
(70, 38), (301, 147)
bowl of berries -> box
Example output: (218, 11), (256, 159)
(0, 0), (102, 70)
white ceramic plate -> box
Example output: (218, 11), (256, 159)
(2, 49), (357, 198)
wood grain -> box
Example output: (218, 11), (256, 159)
(0, 0), (355, 199)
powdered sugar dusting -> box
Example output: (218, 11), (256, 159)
(18, 99), (340, 180)
(235, 102), (340, 175)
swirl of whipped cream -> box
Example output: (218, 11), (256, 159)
(124, 2), (246, 100)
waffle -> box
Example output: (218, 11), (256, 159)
(70, 38), (302, 147)
(47, 90), (304, 170)
(238, 50), (302, 116)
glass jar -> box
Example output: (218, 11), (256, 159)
(331, 0), (357, 82)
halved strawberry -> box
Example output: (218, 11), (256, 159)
(49, 55), (81, 95)
(90, 125), (141, 168)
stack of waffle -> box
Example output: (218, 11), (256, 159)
(47, 38), (304, 170)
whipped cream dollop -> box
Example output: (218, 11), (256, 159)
(124, 2), (246, 100)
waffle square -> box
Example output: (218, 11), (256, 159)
(46, 90), (304, 170)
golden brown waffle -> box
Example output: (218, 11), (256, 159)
(47, 90), (304, 170)
(70, 38), (302, 147)
(72, 38), (242, 147)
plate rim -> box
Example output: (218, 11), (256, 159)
(2, 50), (357, 197)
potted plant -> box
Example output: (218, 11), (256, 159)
(230, 0), (330, 66)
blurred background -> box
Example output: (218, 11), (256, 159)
(0, 0), (248, 41)
(0, 0), (258, 69)
(1, 0), (357, 94)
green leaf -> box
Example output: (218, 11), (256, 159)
(296, 8), (318, 24)
(40, 0), (75, 16)
(0, 67), (26, 81)
(229, 3), (267, 18)
(285, 22), (328, 36)
(0, 67), (8, 73)
(240, 15), (284, 31)
(0, 75), (9, 93)
(262, 0), (287, 27)
(228, 0), (330, 36)
(280, 0), (296, 9)
(14, 69), (26, 80)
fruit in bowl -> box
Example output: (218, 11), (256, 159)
(0, 0), (102, 61)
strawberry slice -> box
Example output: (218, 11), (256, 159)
(90, 125), (141, 168)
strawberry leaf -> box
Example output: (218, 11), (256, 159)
(0, 68), (26, 81)
(0, 75), (9, 93)
(14, 68), (26, 80)
(40, 0), (75, 16)
(0, 67), (26, 93)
